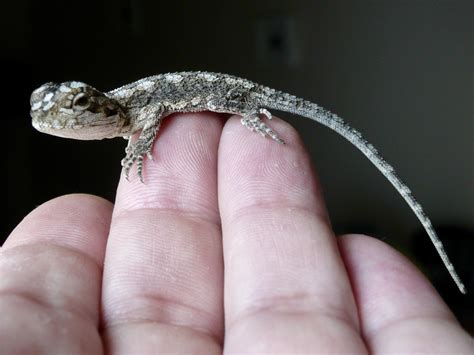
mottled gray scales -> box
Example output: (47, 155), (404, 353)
(30, 71), (466, 294)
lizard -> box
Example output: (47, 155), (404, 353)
(29, 71), (466, 294)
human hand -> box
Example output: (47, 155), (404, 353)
(1, 113), (472, 353)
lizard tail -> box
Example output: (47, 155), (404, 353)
(260, 92), (466, 294)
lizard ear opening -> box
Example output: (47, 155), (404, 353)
(72, 93), (90, 110)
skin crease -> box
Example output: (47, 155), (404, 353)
(1, 113), (472, 353)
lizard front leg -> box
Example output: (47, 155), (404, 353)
(121, 104), (165, 182)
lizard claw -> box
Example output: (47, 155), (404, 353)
(240, 108), (285, 144)
(121, 140), (152, 183)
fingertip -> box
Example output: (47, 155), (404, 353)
(113, 112), (224, 218)
(219, 115), (328, 222)
(5, 193), (113, 265)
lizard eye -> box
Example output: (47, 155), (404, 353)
(72, 93), (90, 110)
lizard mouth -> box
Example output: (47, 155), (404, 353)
(31, 113), (126, 140)
(32, 120), (72, 131)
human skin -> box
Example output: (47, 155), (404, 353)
(1, 113), (472, 353)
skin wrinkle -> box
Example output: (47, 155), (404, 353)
(104, 213), (222, 302)
(116, 175), (218, 214)
(368, 314), (460, 341)
(103, 322), (222, 354)
(369, 318), (472, 354)
(112, 206), (221, 228)
(0, 241), (105, 274)
(220, 202), (331, 232)
(0, 291), (99, 332)
(0, 244), (102, 322)
(0, 297), (102, 355)
(100, 293), (223, 342)
(361, 287), (457, 339)
(225, 290), (361, 335)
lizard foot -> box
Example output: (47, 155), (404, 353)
(240, 108), (285, 144)
(120, 111), (162, 183)
(121, 139), (152, 182)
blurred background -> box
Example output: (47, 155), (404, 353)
(3, 0), (473, 332)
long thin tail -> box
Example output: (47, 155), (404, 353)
(259, 91), (466, 294)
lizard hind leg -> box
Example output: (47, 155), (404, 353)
(240, 108), (285, 144)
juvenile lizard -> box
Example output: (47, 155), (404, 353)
(29, 71), (466, 294)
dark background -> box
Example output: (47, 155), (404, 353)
(3, 0), (473, 332)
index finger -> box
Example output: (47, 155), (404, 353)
(219, 117), (366, 353)
(101, 113), (226, 354)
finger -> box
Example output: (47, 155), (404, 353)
(102, 113), (224, 354)
(338, 234), (473, 354)
(219, 117), (367, 353)
(0, 194), (112, 354)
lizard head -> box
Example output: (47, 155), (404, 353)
(30, 81), (130, 140)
